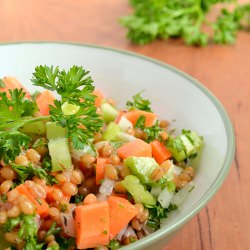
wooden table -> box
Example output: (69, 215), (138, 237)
(0, 1), (249, 249)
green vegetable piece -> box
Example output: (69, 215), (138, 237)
(61, 102), (80, 116)
(46, 122), (66, 140)
(102, 122), (122, 141)
(120, 0), (250, 46)
(101, 102), (119, 123)
(166, 130), (203, 162)
(179, 134), (196, 157)
(124, 157), (158, 185)
(19, 120), (46, 135)
(32, 65), (103, 150)
(121, 175), (156, 206)
(48, 138), (72, 172)
(126, 92), (152, 112)
(46, 122), (72, 171)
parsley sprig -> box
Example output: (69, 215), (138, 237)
(0, 66), (103, 163)
(31, 65), (103, 149)
(146, 202), (177, 231)
(4, 215), (43, 250)
(0, 89), (43, 163)
(135, 115), (163, 143)
(121, 0), (250, 46)
(126, 92), (152, 112)
(10, 162), (57, 185)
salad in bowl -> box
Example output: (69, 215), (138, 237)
(0, 65), (203, 250)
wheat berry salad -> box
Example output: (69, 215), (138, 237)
(0, 66), (203, 250)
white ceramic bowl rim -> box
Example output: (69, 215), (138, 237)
(0, 42), (235, 249)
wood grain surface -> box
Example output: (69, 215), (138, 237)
(0, 0), (249, 249)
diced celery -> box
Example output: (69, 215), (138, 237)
(121, 175), (156, 206)
(19, 121), (46, 135)
(124, 157), (158, 185)
(102, 122), (122, 141)
(46, 122), (66, 140)
(101, 103), (119, 123)
(46, 122), (72, 171)
(180, 135), (196, 157)
(48, 138), (72, 172)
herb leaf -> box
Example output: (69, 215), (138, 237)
(0, 89), (41, 163)
(126, 92), (152, 112)
(121, 0), (250, 46)
(135, 115), (163, 143)
(31, 65), (103, 149)
(146, 202), (177, 231)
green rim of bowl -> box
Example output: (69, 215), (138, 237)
(0, 41), (235, 249)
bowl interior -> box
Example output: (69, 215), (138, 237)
(0, 43), (234, 248)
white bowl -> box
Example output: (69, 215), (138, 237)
(0, 42), (235, 249)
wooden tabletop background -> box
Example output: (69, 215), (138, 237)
(0, 0), (249, 249)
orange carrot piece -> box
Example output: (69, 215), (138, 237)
(150, 140), (172, 164)
(16, 184), (49, 218)
(36, 90), (55, 116)
(108, 196), (138, 239)
(96, 158), (110, 185)
(117, 139), (152, 159)
(75, 201), (109, 249)
(1, 76), (30, 97)
(93, 89), (104, 108)
(45, 185), (71, 203)
(124, 110), (157, 127)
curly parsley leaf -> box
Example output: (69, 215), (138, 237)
(134, 115), (146, 129)
(46, 222), (61, 237)
(3, 216), (21, 232)
(146, 202), (177, 231)
(144, 121), (163, 143)
(135, 116), (163, 143)
(121, 0), (250, 46)
(31, 65), (103, 149)
(108, 239), (121, 250)
(0, 89), (38, 125)
(18, 215), (43, 250)
(0, 131), (31, 163)
(55, 236), (76, 250)
(10, 162), (57, 185)
(0, 89), (42, 163)
(3, 215), (43, 250)
(126, 92), (152, 112)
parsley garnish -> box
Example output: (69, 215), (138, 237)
(144, 121), (163, 143)
(134, 115), (146, 129)
(59, 203), (68, 213)
(4, 215), (43, 249)
(46, 222), (61, 237)
(10, 162), (57, 185)
(10, 163), (47, 182)
(0, 88), (43, 163)
(74, 193), (84, 203)
(146, 202), (177, 231)
(126, 92), (152, 112)
(56, 236), (76, 250)
(31, 65), (103, 149)
(121, 0), (250, 46)
(0, 66), (103, 164)
(135, 116), (163, 143)
(108, 239), (121, 249)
